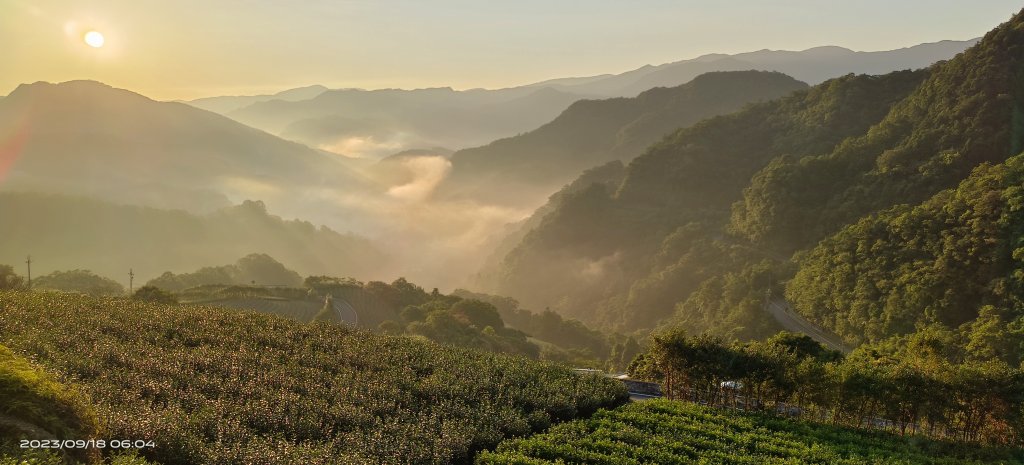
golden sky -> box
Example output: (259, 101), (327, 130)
(2, 0), (1020, 101)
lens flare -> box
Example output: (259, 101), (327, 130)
(84, 31), (105, 48)
(0, 119), (31, 183)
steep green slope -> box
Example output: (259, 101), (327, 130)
(438, 71), (808, 207)
(489, 69), (928, 331)
(787, 154), (1024, 345)
(0, 291), (627, 464)
(0, 345), (99, 463)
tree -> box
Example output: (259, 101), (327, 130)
(234, 253), (303, 287)
(0, 265), (25, 290)
(449, 300), (503, 329)
(377, 320), (403, 335)
(767, 331), (841, 362)
(132, 285), (178, 304)
(33, 270), (124, 296)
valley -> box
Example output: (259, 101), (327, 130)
(3, 3), (1024, 464)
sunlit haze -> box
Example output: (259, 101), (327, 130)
(1, 0), (1020, 100)
(5, 2), (1024, 462)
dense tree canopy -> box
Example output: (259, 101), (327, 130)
(147, 253), (303, 291)
(33, 269), (124, 296)
(633, 329), (1024, 446)
(0, 265), (24, 290)
(788, 155), (1024, 345)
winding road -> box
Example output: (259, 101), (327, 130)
(766, 298), (853, 354)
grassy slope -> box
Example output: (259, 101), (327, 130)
(0, 344), (99, 463)
(478, 400), (1023, 464)
(0, 291), (627, 465)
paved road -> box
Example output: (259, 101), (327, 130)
(766, 298), (852, 354)
(330, 298), (359, 326)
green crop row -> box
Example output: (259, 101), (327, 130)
(477, 400), (1024, 464)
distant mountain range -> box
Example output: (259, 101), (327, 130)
(186, 85), (329, 114)
(184, 39), (977, 159)
(224, 86), (586, 159)
(525, 39), (979, 97)
(0, 80), (374, 215)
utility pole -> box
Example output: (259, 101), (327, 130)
(129, 269), (134, 294)
(25, 255), (31, 290)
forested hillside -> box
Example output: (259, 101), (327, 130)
(437, 71), (807, 207)
(485, 8), (1024, 348)
(786, 155), (1024, 346)
(488, 69), (928, 331)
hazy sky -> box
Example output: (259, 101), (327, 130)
(2, 1), (1021, 100)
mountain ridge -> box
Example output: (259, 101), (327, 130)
(434, 71), (809, 208)
(0, 79), (377, 216)
(481, 10), (1024, 342)
(187, 39), (976, 161)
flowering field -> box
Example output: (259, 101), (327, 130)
(0, 291), (628, 464)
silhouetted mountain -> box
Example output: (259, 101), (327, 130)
(227, 86), (588, 159)
(189, 40), (972, 162)
(0, 80), (373, 213)
(436, 71), (808, 207)
(532, 40), (979, 97)
(0, 193), (387, 286)
(186, 84), (329, 114)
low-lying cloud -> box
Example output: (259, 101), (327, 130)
(318, 135), (409, 159)
(217, 151), (538, 291)
(386, 155), (451, 202)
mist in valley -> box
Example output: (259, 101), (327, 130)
(9, 3), (1024, 463)
(0, 34), (985, 299)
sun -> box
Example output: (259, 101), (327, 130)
(83, 31), (105, 48)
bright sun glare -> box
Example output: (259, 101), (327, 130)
(84, 30), (105, 48)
